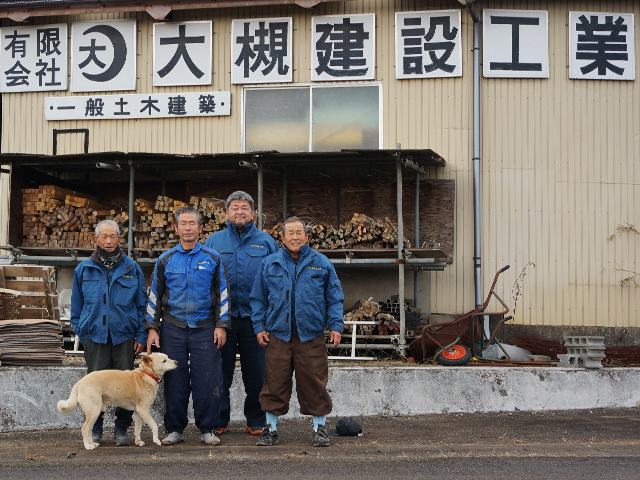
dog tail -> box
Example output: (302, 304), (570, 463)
(57, 384), (79, 413)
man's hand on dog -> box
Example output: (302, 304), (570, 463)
(146, 329), (160, 355)
(214, 327), (226, 348)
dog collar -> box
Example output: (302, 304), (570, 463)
(141, 369), (162, 383)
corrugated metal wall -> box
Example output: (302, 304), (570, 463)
(1, 0), (638, 328)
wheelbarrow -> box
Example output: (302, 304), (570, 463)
(408, 265), (513, 365)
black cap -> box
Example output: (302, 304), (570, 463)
(327, 418), (363, 436)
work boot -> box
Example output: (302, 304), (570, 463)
(114, 425), (131, 446)
(256, 425), (278, 446)
(201, 432), (221, 445)
(313, 425), (330, 447)
(161, 432), (184, 445)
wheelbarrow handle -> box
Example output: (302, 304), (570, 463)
(504, 315), (513, 321)
(500, 265), (510, 273)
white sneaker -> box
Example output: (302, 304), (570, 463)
(201, 432), (221, 445)
(161, 432), (184, 445)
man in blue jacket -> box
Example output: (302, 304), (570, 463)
(146, 207), (229, 446)
(205, 191), (278, 437)
(70, 219), (147, 447)
(250, 216), (344, 448)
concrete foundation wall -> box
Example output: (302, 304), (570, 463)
(1, 366), (639, 432)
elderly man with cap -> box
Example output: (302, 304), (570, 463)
(205, 191), (278, 437)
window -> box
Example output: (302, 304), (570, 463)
(243, 84), (381, 152)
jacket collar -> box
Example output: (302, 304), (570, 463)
(177, 241), (202, 254)
(281, 244), (313, 265)
(227, 220), (256, 239)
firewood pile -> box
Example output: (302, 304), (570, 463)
(22, 188), (408, 253)
(265, 214), (410, 250)
(342, 297), (425, 337)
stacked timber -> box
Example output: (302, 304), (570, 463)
(265, 214), (409, 250)
(22, 186), (126, 248)
(343, 298), (400, 336)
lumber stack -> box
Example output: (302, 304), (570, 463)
(265, 214), (409, 250)
(343, 298), (401, 336)
(22, 186), (127, 248)
(0, 265), (64, 366)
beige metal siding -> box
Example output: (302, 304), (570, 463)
(1, 1), (639, 328)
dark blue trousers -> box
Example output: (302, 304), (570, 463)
(218, 316), (266, 428)
(161, 322), (223, 435)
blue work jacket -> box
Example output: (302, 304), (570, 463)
(146, 242), (229, 330)
(205, 221), (278, 318)
(70, 255), (147, 346)
(250, 244), (344, 343)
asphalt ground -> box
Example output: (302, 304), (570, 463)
(1, 407), (639, 479)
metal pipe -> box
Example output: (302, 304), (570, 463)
(128, 161), (134, 257)
(414, 172), (420, 311)
(469, 2), (488, 337)
(282, 167), (287, 222)
(257, 162), (264, 230)
(329, 343), (400, 350)
(396, 160), (406, 354)
(96, 162), (120, 171)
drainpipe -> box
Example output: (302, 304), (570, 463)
(464, 1), (486, 334)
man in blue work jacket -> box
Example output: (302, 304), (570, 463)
(146, 206), (229, 446)
(70, 219), (147, 447)
(250, 216), (344, 448)
(205, 191), (278, 437)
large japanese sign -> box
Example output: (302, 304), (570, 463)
(395, 10), (462, 79)
(231, 17), (292, 84)
(312, 14), (375, 82)
(569, 12), (635, 81)
(153, 21), (212, 87)
(483, 9), (549, 78)
(45, 91), (230, 120)
(0, 24), (68, 93)
(71, 19), (137, 92)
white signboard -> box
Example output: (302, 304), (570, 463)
(45, 91), (231, 120)
(0, 24), (67, 92)
(312, 14), (375, 82)
(569, 12), (635, 81)
(231, 17), (293, 84)
(154, 21), (212, 87)
(71, 19), (137, 92)
(483, 9), (549, 78)
(395, 10), (462, 79)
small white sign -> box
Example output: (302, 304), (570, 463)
(483, 9), (549, 78)
(231, 17), (293, 84)
(71, 19), (137, 92)
(154, 21), (212, 87)
(395, 10), (462, 79)
(45, 92), (231, 120)
(0, 23), (68, 92)
(312, 14), (375, 82)
(569, 12), (635, 81)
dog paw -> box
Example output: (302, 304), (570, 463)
(84, 443), (97, 450)
(135, 440), (145, 447)
(154, 439), (162, 446)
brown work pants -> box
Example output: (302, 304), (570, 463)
(259, 334), (332, 416)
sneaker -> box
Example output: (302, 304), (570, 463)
(256, 425), (278, 446)
(201, 432), (221, 445)
(161, 432), (184, 445)
(313, 425), (330, 447)
(244, 425), (263, 436)
(214, 426), (228, 436)
(114, 425), (131, 446)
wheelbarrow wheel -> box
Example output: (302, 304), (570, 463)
(435, 344), (472, 366)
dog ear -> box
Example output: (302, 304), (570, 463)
(141, 355), (150, 365)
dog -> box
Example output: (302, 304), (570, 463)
(57, 352), (178, 450)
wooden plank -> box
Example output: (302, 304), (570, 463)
(17, 295), (48, 307)
(4, 280), (47, 292)
(18, 307), (48, 319)
(0, 269), (5, 288)
(0, 265), (51, 277)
